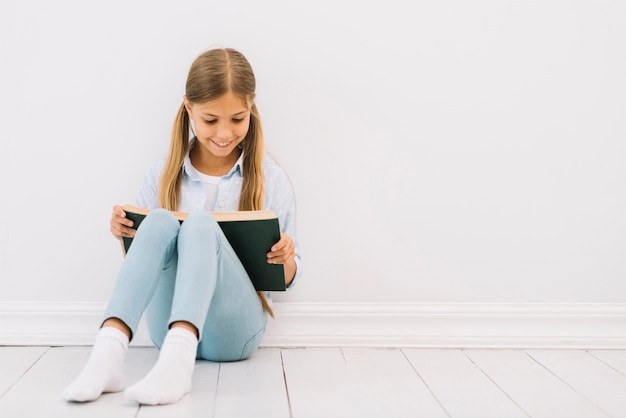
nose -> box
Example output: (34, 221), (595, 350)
(216, 121), (233, 139)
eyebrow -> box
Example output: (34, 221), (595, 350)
(202, 110), (249, 118)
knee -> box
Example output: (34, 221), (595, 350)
(179, 211), (220, 239)
(139, 208), (181, 239)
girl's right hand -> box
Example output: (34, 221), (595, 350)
(110, 205), (136, 239)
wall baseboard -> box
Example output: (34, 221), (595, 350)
(1, 302), (626, 349)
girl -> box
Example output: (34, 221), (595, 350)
(63, 47), (301, 405)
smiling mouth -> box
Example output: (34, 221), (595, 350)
(211, 139), (233, 148)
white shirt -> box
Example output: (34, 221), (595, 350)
(195, 170), (221, 211)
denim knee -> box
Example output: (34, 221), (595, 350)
(141, 208), (181, 236)
(131, 208), (181, 267)
(179, 211), (220, 238)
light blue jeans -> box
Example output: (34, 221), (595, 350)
(103, 209), (268, 361)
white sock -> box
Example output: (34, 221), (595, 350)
(63, 326), (129, 402)
(124, 327), (198, 405)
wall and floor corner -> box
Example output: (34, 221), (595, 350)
(1, 1), (625, 349)
(1, 301), (626, 349)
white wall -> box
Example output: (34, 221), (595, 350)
(1, 0), (626, 345)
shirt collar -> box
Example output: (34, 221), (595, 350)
(183, 137), (244, 181)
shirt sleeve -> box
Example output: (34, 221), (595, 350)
(135, 159), (165, 209)
(264, 159), (302, 289)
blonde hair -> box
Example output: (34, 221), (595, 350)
(158, 48), (273, 317)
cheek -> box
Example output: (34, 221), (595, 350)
(193, 121), (213, 137)
(236, 121), (251, 138)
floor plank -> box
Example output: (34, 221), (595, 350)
(342, 348), (448, 418)
(528, 350), (626, 418)
(465, 349), (607, 418)
(403, 348), (528, 418)
(589, 350), (626, 376)
(212, 348), (290, 418)
(0, 346), (48, 398)
(281, 348), (365, 418)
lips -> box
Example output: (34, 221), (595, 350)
(211, 139), (234, 148)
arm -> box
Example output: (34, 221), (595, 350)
(263, 158), (301, 288)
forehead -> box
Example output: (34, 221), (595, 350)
(193, 91), (249, 116)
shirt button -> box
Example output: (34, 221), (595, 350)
(218, 201), (225, 208)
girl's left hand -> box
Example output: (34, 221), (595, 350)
(267, 233), (295, 265)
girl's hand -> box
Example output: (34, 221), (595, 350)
(268, 233), (297, 286)
(267, 233), (295, 265)
(110, 205), (136, 239)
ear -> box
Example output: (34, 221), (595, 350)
(183, 96), (193, 118)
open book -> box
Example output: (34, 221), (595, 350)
(121, 204), (286, 291)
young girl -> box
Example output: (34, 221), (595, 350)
(63, 47), (301, 405)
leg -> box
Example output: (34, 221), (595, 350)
(63, 209), (180, 402)
(103, 209), (181, 337)
(198, 244), (269, 362)
(125, 212), (267, 404)
(144, 211), (268, 359)
(186, 212), (268, 361)
(125, 211), (217, 405)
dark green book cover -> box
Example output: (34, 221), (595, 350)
(121, 207), (286, 291)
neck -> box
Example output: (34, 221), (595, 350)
(190, 144), (241, 176)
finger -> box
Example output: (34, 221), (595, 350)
(267, 245), (295, 264)
(111, 223), (130, 239)
(117, 228), (135, 238)
(110, 217), (135, 239)
(270, 239), (284, 253)
(112, 205), (125, 215)
(112, 206), (134, 228)
(271, 233), (292, 252)
(268, 233), (295, 264)
(268, 241), (288, 258)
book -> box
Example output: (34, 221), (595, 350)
(120, 204), (286, 291)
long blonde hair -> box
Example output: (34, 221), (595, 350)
(158, 48), (273, 317)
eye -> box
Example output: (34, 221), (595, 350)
(232, 118), (244, 123)
(204, 120), (217, 125)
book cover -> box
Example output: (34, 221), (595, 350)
(120, 205), (286, 291)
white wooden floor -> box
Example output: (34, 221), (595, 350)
(1, 346), (626, 417)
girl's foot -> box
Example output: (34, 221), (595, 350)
(63, 327), (129, 402)
(124, 327), (198, 405)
